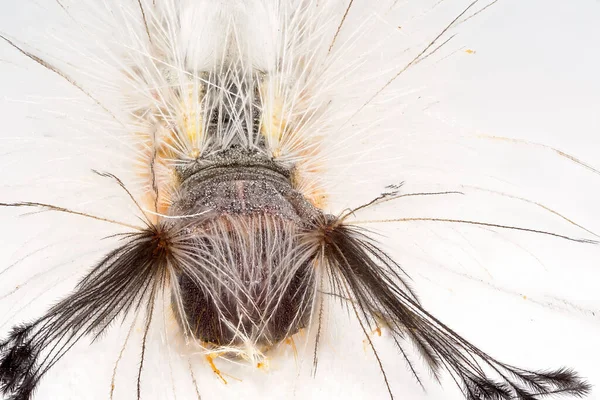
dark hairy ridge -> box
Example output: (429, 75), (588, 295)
(0, 227), (172, 400)
(306, 216), (591, 400)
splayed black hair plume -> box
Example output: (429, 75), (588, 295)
(0, 225), (172, 400)
(307, 216), (591, 400)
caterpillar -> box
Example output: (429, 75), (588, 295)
(0, 1), (598, 399)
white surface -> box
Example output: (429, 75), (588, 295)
(1, 1), (599, 399)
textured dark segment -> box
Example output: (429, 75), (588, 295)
(177, 254), (313, 347)
(169, 149), (322, 349)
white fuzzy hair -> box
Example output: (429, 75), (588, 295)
(167, 213), (319, 362)
(105, 0), (346, 212)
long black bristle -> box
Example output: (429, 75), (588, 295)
(0, 226), (172, 400)
(307, 216), (591, 400)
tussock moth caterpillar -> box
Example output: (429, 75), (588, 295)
(1, 1), (599, 399)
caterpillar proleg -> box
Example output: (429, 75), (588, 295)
(1, 1), (599, 399)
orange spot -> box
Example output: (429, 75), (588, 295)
(206, 354), (228, 384)
(285, 336), (299, 361)
(256, 361), (270, 372)
(134, 127), (179, 217)
(523, 295), (527, 300)
(290, 168), (328, 209)
(362, 325), (383, 352)
(465, 49), (476, 54)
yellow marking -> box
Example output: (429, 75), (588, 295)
(465, 49), (476, 54)
(260, 81), (287, 144)
(261, 97), (287, 144)
(190, 148), (200, 159)
(260, 78), (330, 209)
(180, 98), (203, 156)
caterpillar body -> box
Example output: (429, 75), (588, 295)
(0, 1), (599, 399)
